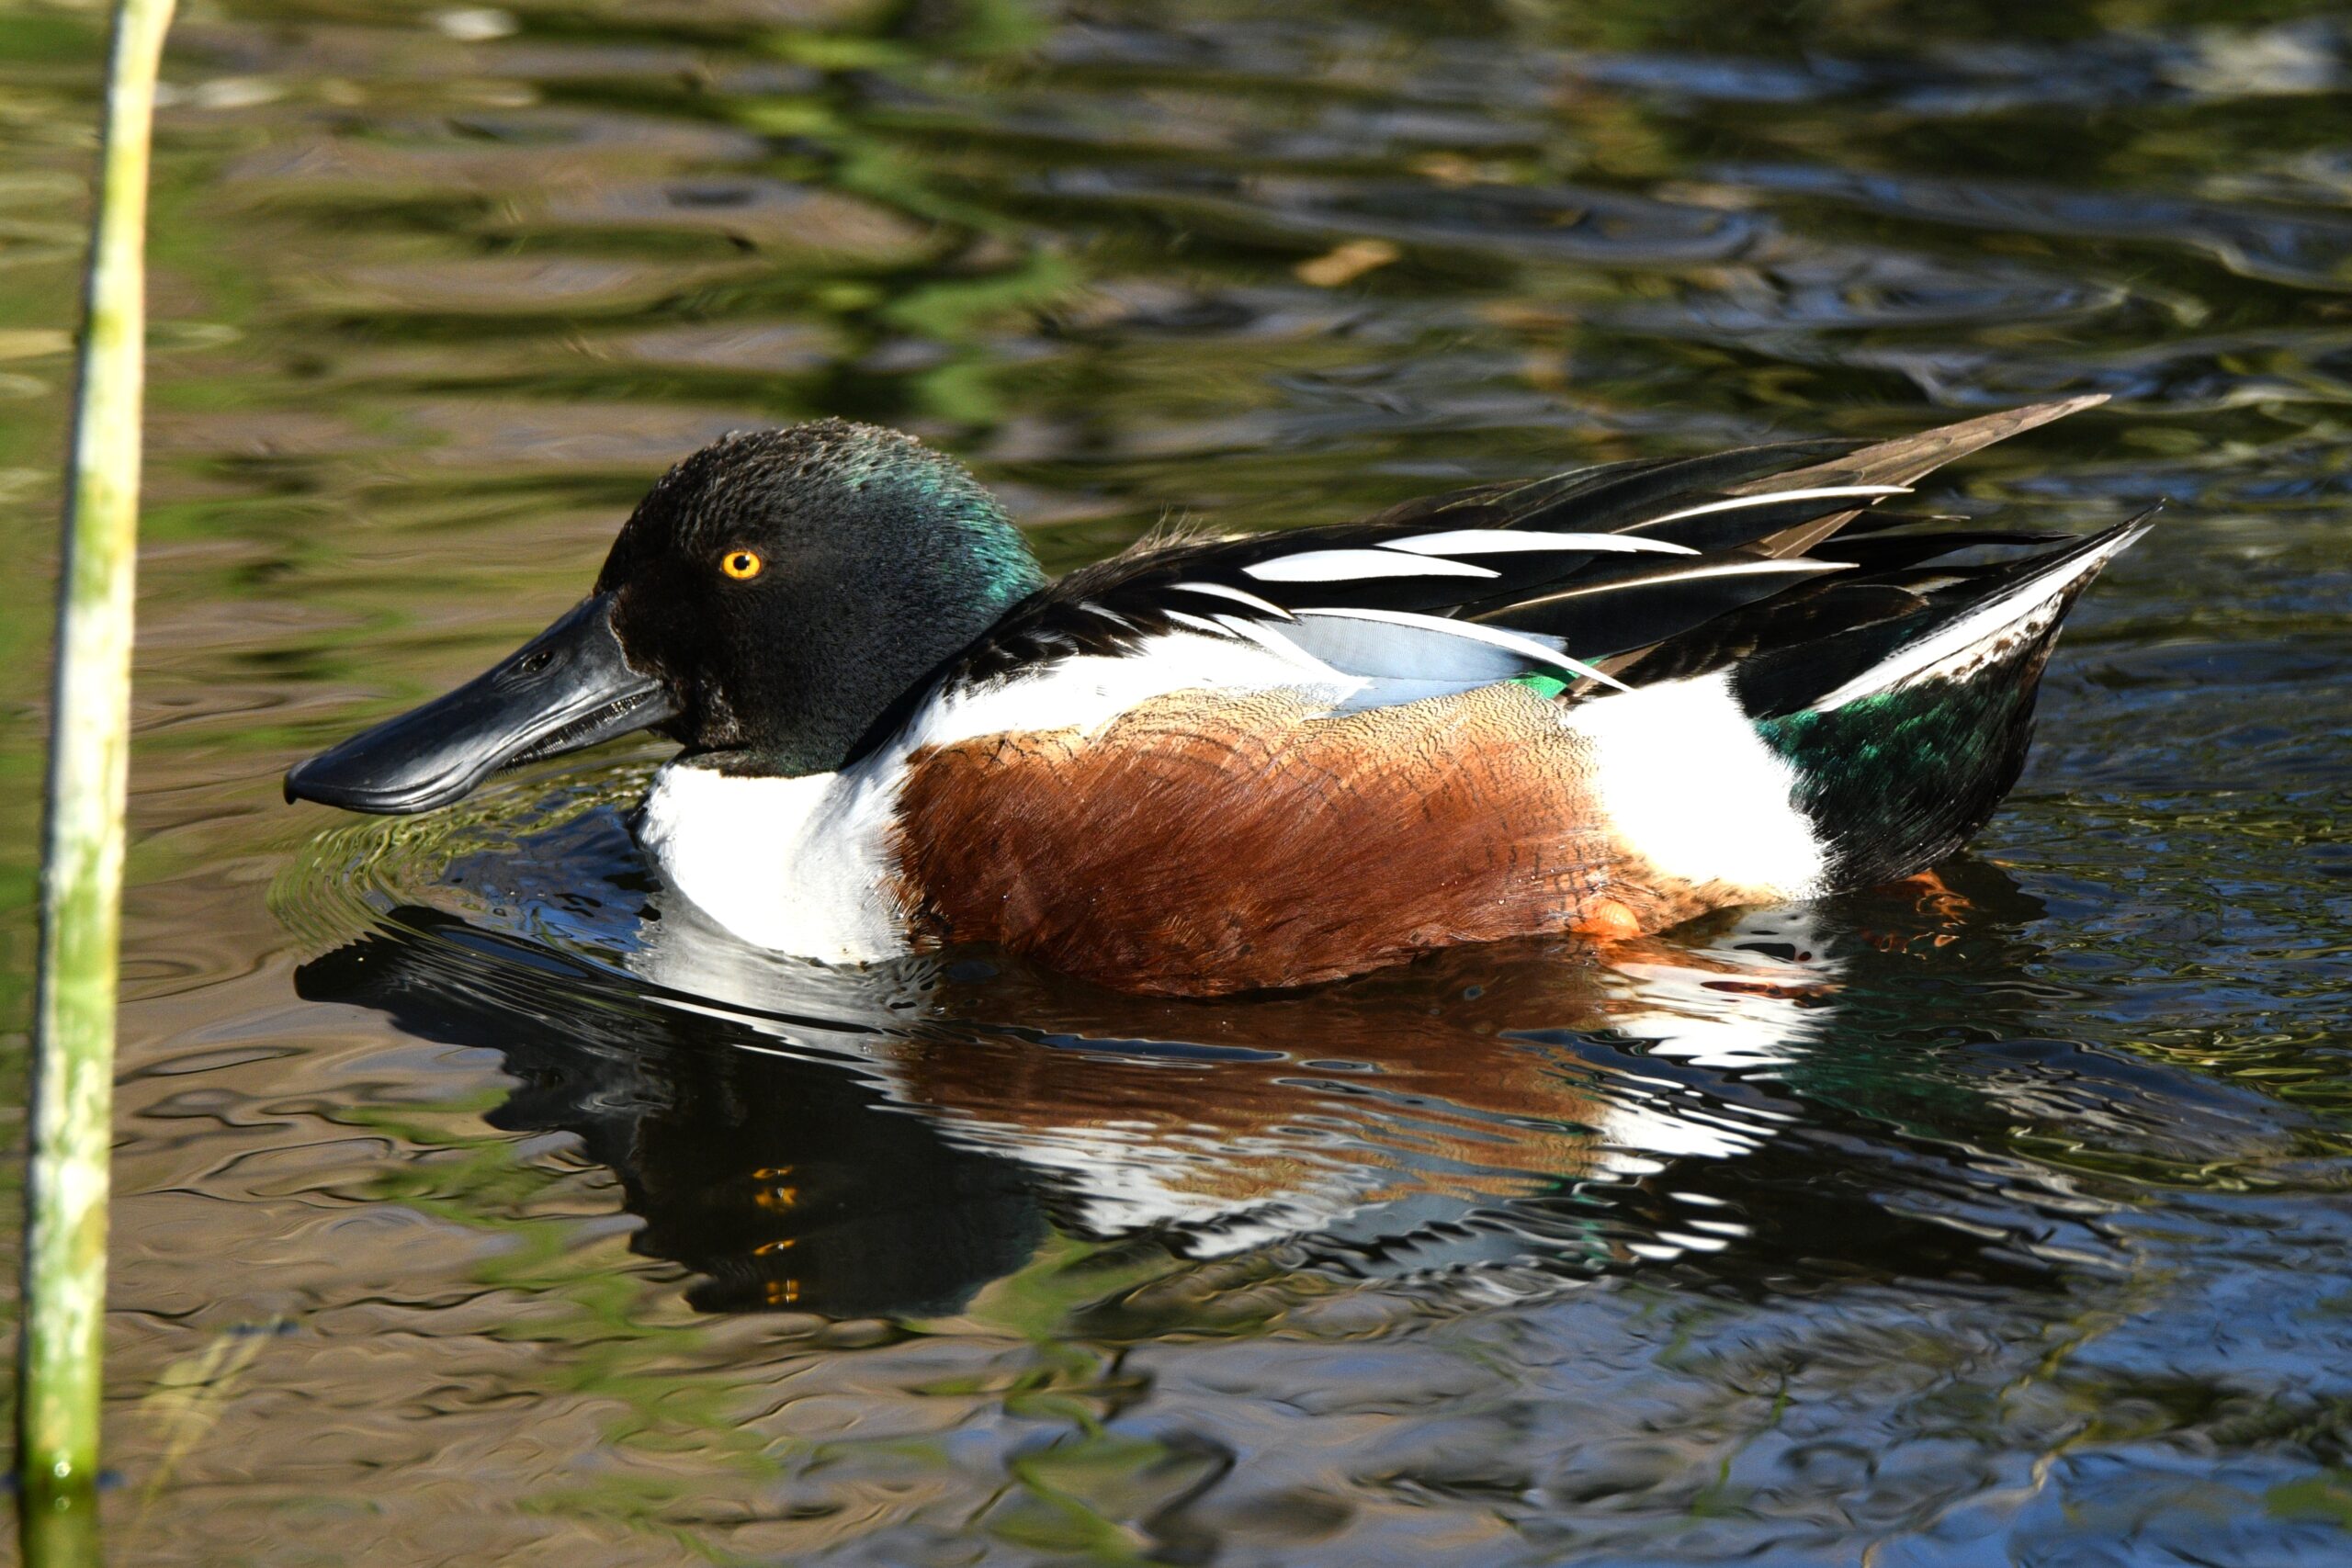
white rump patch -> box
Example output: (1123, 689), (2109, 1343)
(1564, 671), (1826, 898)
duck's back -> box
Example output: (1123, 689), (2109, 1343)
(652, 398), (2143, 995)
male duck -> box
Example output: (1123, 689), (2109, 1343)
(287, 395), (2143, 996)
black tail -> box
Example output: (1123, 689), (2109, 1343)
(1739, 519), (2149, 886)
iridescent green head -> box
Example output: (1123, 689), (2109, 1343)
(591, 419), (1046, 774)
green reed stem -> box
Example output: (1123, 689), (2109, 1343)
(19, 0), (176, 1549)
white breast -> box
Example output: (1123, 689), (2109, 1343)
(635, 761), (910, 964)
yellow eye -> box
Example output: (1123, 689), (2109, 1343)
(721, 549), (763, 581)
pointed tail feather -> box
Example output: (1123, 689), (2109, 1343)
(1744, 395), (2109, 559)
(1797, 514), (2148, 715)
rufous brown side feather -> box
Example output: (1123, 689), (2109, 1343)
(889, 682), (1762, 996)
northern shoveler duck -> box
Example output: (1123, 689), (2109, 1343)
(286, 394), (2144, 996)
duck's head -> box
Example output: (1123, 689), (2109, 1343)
(285, 420), (1046, 813)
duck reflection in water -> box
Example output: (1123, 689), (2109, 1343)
(296, 839), (2075, 1319)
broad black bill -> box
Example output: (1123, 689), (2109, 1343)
(284, 592), (674, 815)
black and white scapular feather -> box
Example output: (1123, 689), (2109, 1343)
(933, 392), (2143, 730)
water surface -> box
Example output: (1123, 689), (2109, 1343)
(2, 0), (2350, 1562)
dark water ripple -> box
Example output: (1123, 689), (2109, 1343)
(0, 0), (2348, 1562)
(1723, 162), (2352, 290)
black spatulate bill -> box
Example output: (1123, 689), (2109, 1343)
(284, 592), (677, 815)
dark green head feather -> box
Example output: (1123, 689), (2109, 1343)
(598, 419), (1046, 775)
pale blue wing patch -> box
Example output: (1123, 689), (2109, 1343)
(1277, 611), (1554, 685)
(1264, 606), (1631, 715)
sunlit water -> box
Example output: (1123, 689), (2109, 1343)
(2, 1), (2350, 1562)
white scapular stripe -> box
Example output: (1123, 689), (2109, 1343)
(1169, 580), (1295, 618)
(1164, 609), (1230, 638)
(1381, 528), (1698, 557)
(1514, 555), (1845, 603)
(1806, 525), (2145, 713)
(1294, 605), (1632, 691)
(1078, 599), (1136, 630)
(1245, 548), (1498, 582)
(1630, 484), (1910, 531)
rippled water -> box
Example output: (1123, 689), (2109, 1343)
(3, 0), (2351, 1562)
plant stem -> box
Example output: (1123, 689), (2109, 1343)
(19, 0), (177, 1546)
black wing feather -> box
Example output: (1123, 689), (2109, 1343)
(1473, 557), (1849, 663)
